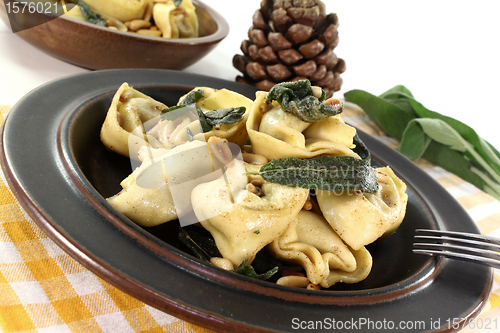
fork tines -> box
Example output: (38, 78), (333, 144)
(413, 229), (500, 269)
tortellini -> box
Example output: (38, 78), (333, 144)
(189, 87), (253, 147)
(247, 91), (359, 160)
(65, 0), (199, 39)
(82, 0), (153, 22)
(144, 87), (253, 150)
(107, 140), (213, 227)
(191, 160), (309, 266)
(153, 0), (198, 39)
(317, 166), (408, 250)
(102, 85), (253, 226)
(268, 211), (372, 288)
(101, 84), (253, 158)
(100, 81), (409, 290)
(100, 82), (166, 158)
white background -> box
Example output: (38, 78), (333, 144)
(1, 0), (499, 149)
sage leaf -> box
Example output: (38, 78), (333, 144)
(198, 107), (246, 133)
(197, 108), (212, 133)
(352, 133), (372, 162)
(345, 85), (500, 200)
(379, 85), (416, 116)
(266, 80), (342, 122)
(160, 103), (197, 122)
(173, 0), (183, 6)
(233, 260), (278, 281)
(379, 85), (414, 99)
(422, 141), (486, 191)
(255, 156), (379, 193)
(344, 89), (415, 141)
(406, 118), (500, 185)
(407, 98), (500, 175)
(178, 228), (215, 263)
(180, 227), (279, 282)
(398, 120), (432, 160)
(179, 89), (205, 106)
(162, 89), (245, 133)
(76, 0), (106, 26)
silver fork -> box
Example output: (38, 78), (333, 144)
(413, 229), (500, 269)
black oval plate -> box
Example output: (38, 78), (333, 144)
(0, 69), (493, 333)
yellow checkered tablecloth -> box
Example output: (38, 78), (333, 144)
(1, 103), (500, 332)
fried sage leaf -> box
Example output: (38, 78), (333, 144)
(254, 156), (379, 193)
(178, 228), (216, 263)
(179, 89), (205, 106)
(76, 0), (107, 26)
(266, 80), (342, 122)
(198, 107), (246, 133)
(233, 260), (279, 281)
(352, 133), (371, 162)
(179, 227), (279, 281)
(161, 89), (246, 133)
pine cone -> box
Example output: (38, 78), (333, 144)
(233, 0), (345, 98)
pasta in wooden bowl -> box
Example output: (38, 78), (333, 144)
(0, 0), (227, 70)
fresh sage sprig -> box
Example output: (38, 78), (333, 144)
(252, 156), (379, 193)
(344, 85), (500, 200)
(266, 80), (343, 122)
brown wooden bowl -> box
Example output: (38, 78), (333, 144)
(0, 0), (228, 70)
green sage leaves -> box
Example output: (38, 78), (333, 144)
(76, 0), (106, 26)
(163, 89), (246, 133)
(233, 260), (279, 281)
(344, 85), (500, 200)
(266, 80), (343, 122)
(179, 227), (278, 281)
(197, 107), (246, 133)
(179, 89), (205, 106)
(255, 156), (379, 193)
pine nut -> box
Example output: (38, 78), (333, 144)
(312, 86), (323, 98)
(210, 257), (234, 271)
(302, 200), (313, 211)
(136, 29), (162, 37)
(208, 136), (233, 166)
(246, 183), (259, 195)
(259, 103), (273, 114)
(276, 275), (310, 288)
(324, 97), (343, 111)
(129, 19), (151, 31)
